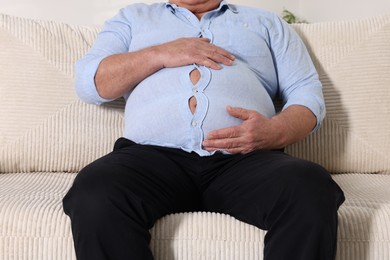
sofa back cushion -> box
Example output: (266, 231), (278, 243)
(289, 16), (390, 174)
(0, 13), (389, 174)
(0, 14), (123, 173)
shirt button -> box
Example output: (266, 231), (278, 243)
(193, 89), (199, 94)
(191, 121), (197, 127)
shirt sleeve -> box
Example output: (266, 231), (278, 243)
(269, 15), (325, 132)
(74, 7), (133, 105)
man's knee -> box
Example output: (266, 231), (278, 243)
(277, 158), (345, 223)
(62, 164), (115, 223)
(62, 156), (170, 230)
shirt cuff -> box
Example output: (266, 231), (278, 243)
(282, 94), (326, 133)
(75, 55), (115, 105)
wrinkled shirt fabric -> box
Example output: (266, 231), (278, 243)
(75, 1), (324, 156)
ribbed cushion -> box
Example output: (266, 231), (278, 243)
(0, 14), (123, 173)
(1, 172), (390, 260)
(1, 13), (390, 174)
(335, 174), (390, 259)
(0, 172), (76, 260)
(288, 16), (390, 173)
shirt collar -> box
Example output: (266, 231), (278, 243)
(165, 0), (238, 14)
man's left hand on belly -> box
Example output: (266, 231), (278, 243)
(202, 106), (284, 154)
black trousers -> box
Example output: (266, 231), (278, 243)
(63, 138), (345, 260)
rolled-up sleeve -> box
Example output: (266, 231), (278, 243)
(269, 16), (325, 132)
(75, 7), (133, 105)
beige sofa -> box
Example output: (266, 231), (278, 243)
(1, 12), (390, 260)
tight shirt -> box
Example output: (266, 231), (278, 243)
(75, 1), (325, 156)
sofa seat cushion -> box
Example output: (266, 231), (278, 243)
(334, 174), (390, 259)
(1, 172), (389, 260)
(0, 172), (76, 260)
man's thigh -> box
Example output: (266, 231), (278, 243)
(66, 138), (202, 226)
(201, 150), (341, 230)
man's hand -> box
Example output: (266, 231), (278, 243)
(95, 37), (234, 100)
(155, 37), (235, 70)
(202, 106), (282, 154)
(202, 105), (317, 154)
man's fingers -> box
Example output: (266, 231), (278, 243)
(195, 39), (235, 67)
(202, 107), (266, 154)
(227, 106), (251, 120)
(205, 125), (241, 140)
(197, 56), (223, 70)
(202, 137), (241, 151)
(194, 51), (234, 69)
(202, 138), (253, 154)
(164, 37), (235, 69)
(202, 125), (244, 152)
(206, 47), (235, 66)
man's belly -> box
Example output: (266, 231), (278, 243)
(123, 60), (276, 153)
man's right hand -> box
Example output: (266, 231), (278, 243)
(154, 37), (235, 70)
(95, 37), (234, 100)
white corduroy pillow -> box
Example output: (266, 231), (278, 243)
(0, 14), (124, 173)
(0, 13), (389, 174)
(288, 15), (390, 174)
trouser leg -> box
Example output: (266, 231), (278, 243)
(62, 138), (201, 260)
(202, 151), (345, 260)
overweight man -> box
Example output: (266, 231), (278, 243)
(63, 0), (345, 259)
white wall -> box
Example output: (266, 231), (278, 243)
(0, 0), (137, 25)
(0, 0), (389, 25)
(0, 0), (299, 25)
(300, 0), (390, 23)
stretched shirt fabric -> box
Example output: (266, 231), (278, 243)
(75, 1), (325, 156)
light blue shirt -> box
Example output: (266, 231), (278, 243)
(75, 1), (325, 156)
